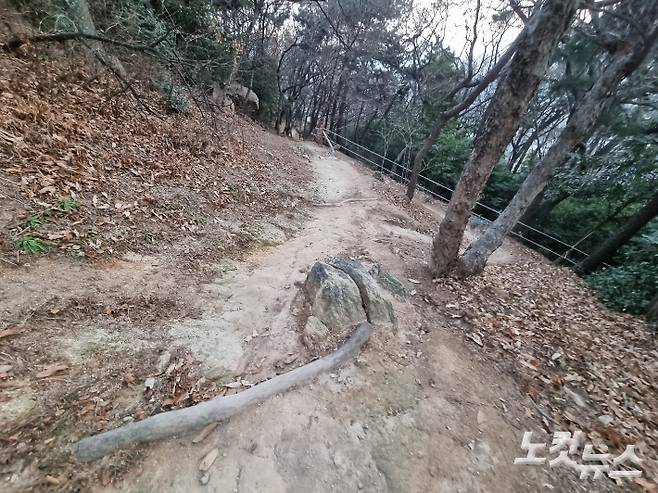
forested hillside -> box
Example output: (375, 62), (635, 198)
(2, 0), (656, 317)
(1, 0), (657, 491)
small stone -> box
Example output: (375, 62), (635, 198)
(45, 475), (60, 485)
(598, 414), (614, 426)
(0, 364), (13, 373)
(156, 351), (172, 372)
(144, 377), (156, 391)
(199, 472), (210, 485)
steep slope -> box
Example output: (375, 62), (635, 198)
(0, 46), (656, 493)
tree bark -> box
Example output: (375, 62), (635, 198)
(647, 293), (658, 327)
(64, 0), (126, 76)
(404, 26), (527, 200)
(520, 190), (571, 231)
(430, 0), (579, 276)
(516, 190), (545, 227)
(576, 191), (658, 274)
(393, 145), (408, 179)
(459, 20), (658, 276)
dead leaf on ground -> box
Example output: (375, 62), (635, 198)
(635, 478), (658, 492)
(192, 423), (219, 444)
(0, 326), (25, 338)
(199, 448), (219, 472)
(466, 333), (483, 346)
(36, 364), (68, 378)
(100, 469), (111, 486)
(45, 475), (60, 485)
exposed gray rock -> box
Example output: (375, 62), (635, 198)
(226, 82), (259, 114)
(302, 315), (330, 348)
(245, 222), (287, 246)
(156, 351), (172, 372)
(0, 389), (36, 428)
(329, 257), (396, 326)
(370, 263), (408, 298)
(304, 262), (366, 331)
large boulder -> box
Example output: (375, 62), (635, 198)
(226, 82), (259, 115)
(304, 262), (367, 331)
(329, 257), (397, 326)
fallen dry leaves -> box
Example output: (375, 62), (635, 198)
(192, 422), (219, 444)
(0, 43), (311, 492)
(198, 448), (219, 472)
(0, 50), (310, 263)
(367, 171), (658, 489)
(432, 261), (658, 487)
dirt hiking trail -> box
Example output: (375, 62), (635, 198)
(2, 139), (649, 493)
(1, 40), (655, 492)
(91, 145), (584, 493)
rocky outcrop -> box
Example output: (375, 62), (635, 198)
(369, 263), (408, 299)
(304, 262), (367, 332)
(226, 82), (259, 115)
(302, 258), (397, 348)
(329, 257), (396, 326)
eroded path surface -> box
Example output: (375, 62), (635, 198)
(95, 145), (590, 493)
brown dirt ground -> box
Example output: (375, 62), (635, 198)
(0, 43), (656, 493)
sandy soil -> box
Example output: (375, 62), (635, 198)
(1, 142), (623, 492)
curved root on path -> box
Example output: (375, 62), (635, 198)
(76, 322), (373, 462)
(310, 198), (377, 207)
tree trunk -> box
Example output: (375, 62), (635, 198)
(67, 0), (126, 76)
(406, 119), (448, 199)
(217, 41), (243, 110)
(515, 190), (545, 231)
(404, 25), (527, 200)
(354, 101), (365, 142)
(576, 191), (658, 274)
(459, 20), (658, 276)
(522, 190), (570, 230)
(647, 293), (658, 327)
(393, 145), (407, 179)
(430, 0), (579, 276)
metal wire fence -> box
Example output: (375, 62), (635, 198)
(319, 128), (595, 267)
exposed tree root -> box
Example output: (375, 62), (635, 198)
(76, 322), (372, 461)
(311, 198), (377, 207)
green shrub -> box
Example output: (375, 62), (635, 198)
(161, 77), (189, 113)
(58, 196), (79, 212)
(17, 236), (49, 255)
(586, 230), (658, 314)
